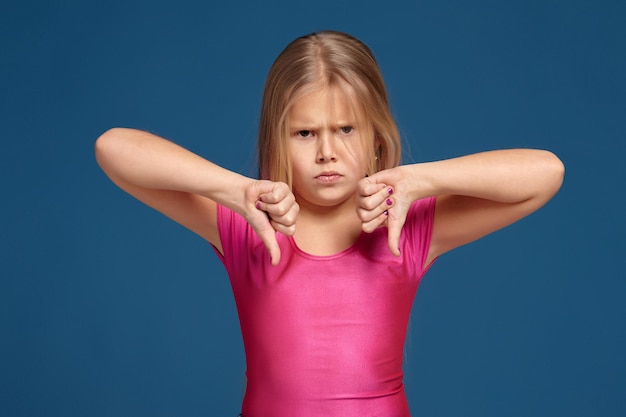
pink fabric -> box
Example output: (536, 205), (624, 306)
(215, 197), (436, 417)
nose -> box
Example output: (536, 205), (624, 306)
(316, 132), (337, 162)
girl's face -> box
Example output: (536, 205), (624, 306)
(288, 85), (370, 213)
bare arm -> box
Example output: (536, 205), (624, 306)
(357, 149), (565, 266)
(95, 128), (298, 265)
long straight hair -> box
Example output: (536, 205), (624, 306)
(258, 31), (401, 187)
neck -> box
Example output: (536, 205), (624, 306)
(295, 191), (358, 217)
(293, 198), (363, 256)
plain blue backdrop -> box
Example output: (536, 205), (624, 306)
(1, 0), (624, 416)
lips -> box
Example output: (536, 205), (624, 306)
(315, 172), (342, 183)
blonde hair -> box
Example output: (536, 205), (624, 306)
(258, 31), (401, 186)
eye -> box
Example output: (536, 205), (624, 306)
(296, 130), (312, 138)
(339, 126), (354, 134)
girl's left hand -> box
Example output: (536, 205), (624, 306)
(356, 166), (412, 256)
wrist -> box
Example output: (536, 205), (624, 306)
(199, 168), (255, 214)
(400, 163), (439, 201)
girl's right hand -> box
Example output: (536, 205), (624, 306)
(244, 180), (299, 266)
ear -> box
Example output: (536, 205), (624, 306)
(374, 134), (381, 149)
(374, 136), (382, 161)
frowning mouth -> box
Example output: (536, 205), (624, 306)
(315, 172), (342, 183)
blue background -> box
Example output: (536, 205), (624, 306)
(1, 0), (624, 416)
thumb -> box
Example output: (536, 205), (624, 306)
(254, 220), (282, 265)
(245, 180), (287, 265)
(386, 210), (405, 257)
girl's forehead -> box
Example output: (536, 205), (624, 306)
(288, 84), (364, 125)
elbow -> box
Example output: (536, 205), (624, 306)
(547, 150), (565, 194)
(94, 127), (131, 167)
(95, 127), (126, 152)
(95, 128), (117, 157)
(538, 150), (565, 200)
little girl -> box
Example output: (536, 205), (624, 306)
(96, 31), (564, 417)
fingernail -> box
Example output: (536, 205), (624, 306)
(256, 201), (261, 210)
(384, 210), (389, 215)
(387, 188), (393, 195)
(386, 198), (393, 206)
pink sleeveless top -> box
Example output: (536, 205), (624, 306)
(215, 197), (436, 417)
